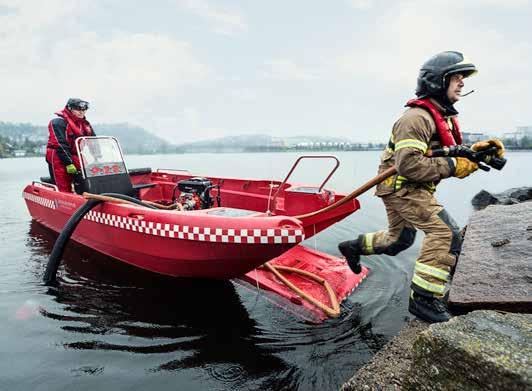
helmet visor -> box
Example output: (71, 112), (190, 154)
(447, 65), (477, 79)
(72, 101), (89, 111)
(67, 99), (90, 111)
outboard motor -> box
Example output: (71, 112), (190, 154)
(175, 177), (215, 210)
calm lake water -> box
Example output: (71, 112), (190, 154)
(1, 151), (530, 390)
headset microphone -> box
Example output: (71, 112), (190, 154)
(460, 89), (475, 97)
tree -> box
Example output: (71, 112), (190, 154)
(520, 135), (532, 149)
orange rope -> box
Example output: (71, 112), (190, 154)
(263, 262), (340, 318)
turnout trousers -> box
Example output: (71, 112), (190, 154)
(362, 187), (462, 297)
(46, 149), (80, 193)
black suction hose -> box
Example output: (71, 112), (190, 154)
(43, 193), (157, 285)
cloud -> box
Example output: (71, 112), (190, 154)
(337, 0), (532, 89)
(260, 59), (319, 81)
(0, 1), (212, 127)
(466, 0), (531, 6)
(228, 88), (258, 101)
(177, 0), (248, 35)
(0, 0), (529, 142)
(346, 0), (374, 9)
(337, 0), (532, 133)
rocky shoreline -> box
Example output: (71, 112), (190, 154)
(341, 188), (532, 390)
(341, 320), (429, 391)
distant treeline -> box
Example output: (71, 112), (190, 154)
(503, 136), (532, 149)
(243, 143), (386, 152)
(1, 120), (531, 158)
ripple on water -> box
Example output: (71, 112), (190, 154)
(207, 363), (245, 382)
(71, 365), (105, 377)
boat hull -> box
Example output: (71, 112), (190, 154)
(24, 185), (306, 278)
(23, 169), (359, 279)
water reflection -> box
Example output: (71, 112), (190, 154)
(25, 221), (392, 390)
(27, 222), (288, 387)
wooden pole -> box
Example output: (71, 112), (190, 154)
(295, 166), (397, 220)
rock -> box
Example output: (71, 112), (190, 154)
(449, 201), (532, 313)
(471, 189), (500, 210)
(490, 238), (510, 247)
(341, 320), (429, 391)
(472, 187), (532, 210)
(404, 311), (532, 391)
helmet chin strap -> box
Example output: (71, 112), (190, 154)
(459, 89), (475, 97)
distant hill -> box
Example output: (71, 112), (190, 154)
(96, 123), (180, 154)
(0, 121), (180, 156)
(0, 120), (386, 158)
(0, 121), (47, 143)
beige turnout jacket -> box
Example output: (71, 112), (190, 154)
(375, 100), (456, 196)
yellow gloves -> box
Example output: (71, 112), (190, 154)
(471, 138), (505, 158)
(454, 157), (478, 179)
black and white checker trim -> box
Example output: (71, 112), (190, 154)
(84, 210), (304, 244)
(23, 192), (57, 209)
(23, 192), (305, 244)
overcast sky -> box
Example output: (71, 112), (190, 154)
(1, 0), (531, 142)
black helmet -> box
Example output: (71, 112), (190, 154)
(415, 51), (477, 98)
(66, 98), (89, 111)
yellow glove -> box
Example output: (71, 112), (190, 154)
(66, 164), (78, 175)
(471, 138), (505, 158)
(454, 157), (478, 179)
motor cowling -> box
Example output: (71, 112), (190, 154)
(176, 177), (214, 210)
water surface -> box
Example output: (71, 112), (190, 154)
(1, 151), (530, 390)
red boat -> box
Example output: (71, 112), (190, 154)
(24, 137), (360, 280)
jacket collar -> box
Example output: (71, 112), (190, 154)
(430, 97), (458, 117)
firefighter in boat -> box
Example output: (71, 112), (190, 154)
(46, 98), (95, 192)
(338, 51), (505, 323)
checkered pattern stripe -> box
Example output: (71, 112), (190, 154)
(84, 210), (305, 244)
(23, 192), (57, 209)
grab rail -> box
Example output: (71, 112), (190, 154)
(155, 168), (190, 174)
(32, 181), (59, 191)
(269, 155), (340, 213)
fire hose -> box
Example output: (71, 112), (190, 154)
(295, 146), (506, 220)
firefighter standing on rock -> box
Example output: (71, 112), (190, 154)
(338, 51), (505, 323)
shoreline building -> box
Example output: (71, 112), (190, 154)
(503, 126), (532, 142)
(462, 132), (484, 144)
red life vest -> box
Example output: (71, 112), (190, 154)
(406, 98), (462, 146)
(46, 108), (94, 155)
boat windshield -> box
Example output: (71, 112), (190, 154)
(77, 137), (127, 178)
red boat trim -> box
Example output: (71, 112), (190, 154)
(23, 191), (305, 244)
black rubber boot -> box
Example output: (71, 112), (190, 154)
(408, 289), (452, 323)
(338, 236), (364, 274)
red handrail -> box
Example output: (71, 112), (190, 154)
(269, 155), (340, 213)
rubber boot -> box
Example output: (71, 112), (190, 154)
(408, 288), (452, 323)
(338, 235), (364, 274)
